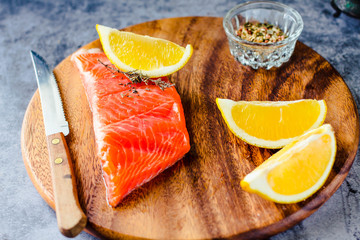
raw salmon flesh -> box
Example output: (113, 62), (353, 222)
(71, 49), (190, 207)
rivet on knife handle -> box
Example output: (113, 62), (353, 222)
(46, 132), (87, 237)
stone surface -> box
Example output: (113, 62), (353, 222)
(0, 0), (359, 239)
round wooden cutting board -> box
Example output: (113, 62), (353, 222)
(21, 17), (359, 239)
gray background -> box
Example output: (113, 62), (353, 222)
(1, 0), (360, 239)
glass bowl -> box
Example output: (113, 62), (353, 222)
(223, 1), (303, 70)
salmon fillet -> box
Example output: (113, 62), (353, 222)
(71, 49), (190, 207)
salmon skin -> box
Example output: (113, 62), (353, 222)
(71, 49), (190, 207)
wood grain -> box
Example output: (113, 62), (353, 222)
(21, 17), (359, 239)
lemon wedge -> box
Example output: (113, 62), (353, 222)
(96, 24), (193, 77)
(241, 124), (336, 203)
(216, 99), (327, 148)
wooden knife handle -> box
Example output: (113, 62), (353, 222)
(46, 132), (87, 237)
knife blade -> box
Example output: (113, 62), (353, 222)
(30, 50), (87, 237)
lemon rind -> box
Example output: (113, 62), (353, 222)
(216, 98), (327, 149)
(96, 24), (193, 78)
(241, 124), (336, 203)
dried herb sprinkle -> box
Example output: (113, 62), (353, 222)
(97, 59), (175, 91)
(237, 21), (287, 43)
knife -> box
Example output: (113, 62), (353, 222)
(30, 50), (87, 237)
